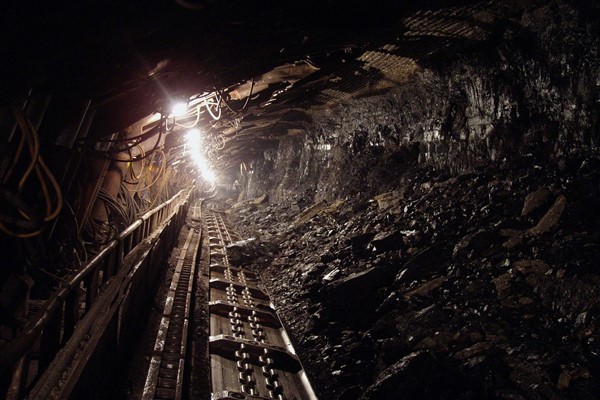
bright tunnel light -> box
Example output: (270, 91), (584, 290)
(171, 102), (188, 117)
(186, 129), (201, 148)
(185, 128), (216, 183)
(201, 166), (216, 183)
(194, 153), (216, 183)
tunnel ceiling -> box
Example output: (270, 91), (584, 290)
(2, 0), (514, 170)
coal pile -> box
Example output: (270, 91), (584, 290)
(229, 155), (600, 400)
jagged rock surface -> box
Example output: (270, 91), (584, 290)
(228, 2), (600, 398)
(230, 156), (600, 399)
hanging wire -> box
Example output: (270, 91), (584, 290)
(204, 93), (222, 120)
(220, 78), (255, 114)
(175, 104), (201, 128)
(0, 106), (63, 238)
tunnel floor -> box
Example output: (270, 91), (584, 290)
(123, 155), (599, 400)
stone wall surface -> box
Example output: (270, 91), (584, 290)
(229, 2), (600, 399)
(241, 0), (599, 204)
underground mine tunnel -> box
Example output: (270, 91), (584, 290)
(1, 0), (599, 399)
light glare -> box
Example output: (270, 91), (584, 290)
(202, 168), (216, 183)
(171, 102), (187, 117)
(186, 129), (201, 148)
(185, 128), (216, 183)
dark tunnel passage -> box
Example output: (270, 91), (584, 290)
(1, 1), (599, 399)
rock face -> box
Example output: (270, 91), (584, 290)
(240, 1), (599, 205)
(231, 153), (600, 400)
(521, 188), (552, 217)
(227, 1), (600, 399)
(325, 267), (392, 327)
(528, 194), (567, 236)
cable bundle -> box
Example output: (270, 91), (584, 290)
(0, 106), (63, 238)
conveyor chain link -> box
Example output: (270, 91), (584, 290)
(226, 284), (238, 304)
(235, 343), (259, 396)
(205, 207), (317, 400)
(260, 348), (284, 400)
(229, 307), (245, 338)
(248, 311), (266, 343)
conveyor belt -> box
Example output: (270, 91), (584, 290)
(205, 208), (318, 400)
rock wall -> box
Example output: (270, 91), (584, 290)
(230, 4), (600, 399)
(232, 153), (600, 399)
(241, 0), (599, 204)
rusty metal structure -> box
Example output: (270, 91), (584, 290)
(1, 188), (193, 399)
(142, 202), (202, 400)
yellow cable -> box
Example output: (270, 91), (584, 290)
(0, 222), (43, 239)
(134, 145), (152, 184)
(125, 145), (149, 187)
(131, 145), (146, 180)
(2, 119), (26, 184)
(11, 106), (46, 227)
(16, 111), (62, 222)
(38, 155), (63, 221)
(29, 163), (51, 217)
(148, 166), (170, 209)
(0, 106), (63, 237)
(128, 159), (139, 181)
(129, 150), (166, 192)
(125, 145), (145, 182)
(14, 108), (39, 192)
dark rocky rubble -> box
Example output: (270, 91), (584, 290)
(228, 155), (600, 399)
(222, 1), (600, 398)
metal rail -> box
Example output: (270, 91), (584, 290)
(142, 202), (203, 400)
(0, 186), (194, 400)
(205, 208), (318, 400)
